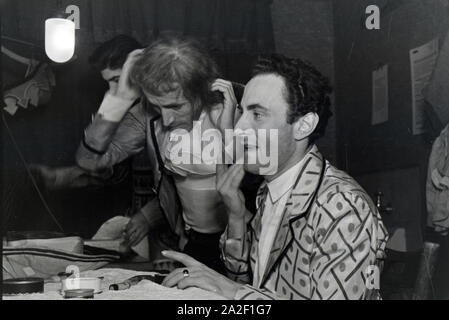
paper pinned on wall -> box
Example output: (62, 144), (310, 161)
(372, 64), (389, 125)
(410, 38), (439, 135)
(424, 31), (449, 126)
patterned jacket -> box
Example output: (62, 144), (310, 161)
(221, 146), (389, 300)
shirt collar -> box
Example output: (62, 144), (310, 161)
(266, 153), (308, 203)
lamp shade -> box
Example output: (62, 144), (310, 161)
(45, 18), (75, 63)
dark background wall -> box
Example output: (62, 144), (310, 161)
(333, 0), (449, 253)
(334, 0), (449, 174)
(2, 37), (130, 237)
(333, 1), (449, 298)
(272, 0), (336, 163)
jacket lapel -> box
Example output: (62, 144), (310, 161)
(149, 115), (185, 242)
(259, 146), (326, 288)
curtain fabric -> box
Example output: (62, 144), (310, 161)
(2, 0), (275, 53)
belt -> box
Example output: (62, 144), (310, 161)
(186, 229), (224, 243)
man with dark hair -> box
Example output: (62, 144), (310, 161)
(87, 35), (162, 249)
(89, 35), (142, 71)
(161, 54), (389, 300)
(76, 35), (246, 272)
(89, 35), (142, 99)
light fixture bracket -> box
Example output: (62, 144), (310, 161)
(65, 5), (80, 30)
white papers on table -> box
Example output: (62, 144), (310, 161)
(410, 38), (439, 135)
(372, 64), (389, 125)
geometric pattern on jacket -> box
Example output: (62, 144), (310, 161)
(220, 146), (389, 300)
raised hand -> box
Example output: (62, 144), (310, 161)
(115, 49), (144, 100)
(216, 164), (246, 219)
(211, 79), (239, 135)
(124, 211), (150, 247)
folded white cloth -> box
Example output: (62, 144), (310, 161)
(5, 237), (84, 254)
(90, 216), (149, 260)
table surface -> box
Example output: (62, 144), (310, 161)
(3, 268), (227, 300)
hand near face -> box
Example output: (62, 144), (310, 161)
(124, 211), (149, 247)
(161, 251), (241, 299)
(211, 79), (239, 135)
(216, 164), (246, 219)
(115, 49), (144, 100)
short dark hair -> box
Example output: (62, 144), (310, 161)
(89, 35), (142, 71)
(252, 54), (333, 142)
(130, 34), (221, 110)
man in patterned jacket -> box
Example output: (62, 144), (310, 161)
(162, 54), (389, 300)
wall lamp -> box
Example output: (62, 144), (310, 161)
(45, 5), (80, 63)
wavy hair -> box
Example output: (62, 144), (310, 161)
(130, 34), (221, 110)
(252, 54), (333, 142)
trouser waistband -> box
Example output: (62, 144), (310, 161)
(186, 229), (224, 244)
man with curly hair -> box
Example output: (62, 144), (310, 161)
(162, 54), (389, 300)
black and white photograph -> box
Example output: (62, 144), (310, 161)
(1, 0), (449, 305)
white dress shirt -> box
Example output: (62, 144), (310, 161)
(161, 110), (228, 234)
(254, 156), (307, 289)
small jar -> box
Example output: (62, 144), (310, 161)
(64, 289), (95, 299)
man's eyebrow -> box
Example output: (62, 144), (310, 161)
(246, 104), (269, 112)
(106, 75), (120, 82)
(160, 102), (185, 108)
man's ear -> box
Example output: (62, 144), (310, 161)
(293, 112), (319, 141)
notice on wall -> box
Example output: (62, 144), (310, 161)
(372, 64), (389, 125)
(410, 38), (439, 135)
(424, 31), (449, 126)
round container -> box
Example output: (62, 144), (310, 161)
(61, 277), (102, 294)
(3, 278), (45, 295)
(64, 289), (95, 299)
